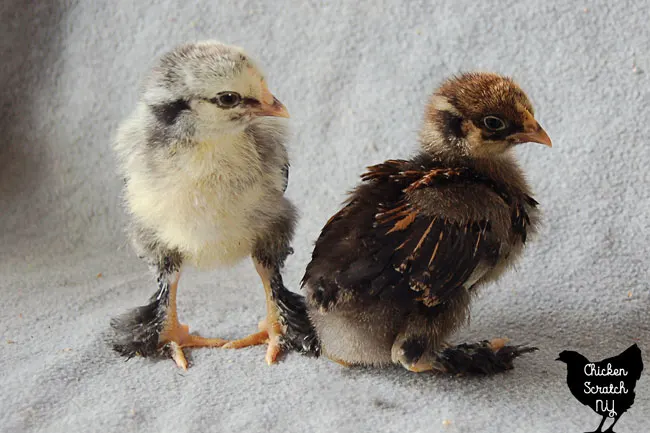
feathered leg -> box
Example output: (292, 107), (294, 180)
(388, 292), (537, 374)
(110, 247), (228, 369)
(392, 335), (537, 375)
(271, 274), (321, 356)
(429, 339), (538, 375)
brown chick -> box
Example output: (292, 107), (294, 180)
(293, 72), (551, 373)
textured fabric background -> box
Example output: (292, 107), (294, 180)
(1, 1), (648, 432)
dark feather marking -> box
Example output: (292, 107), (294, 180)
(442, 111), (465, 139)
(525, 195), (539, 207)
(400, 337), (427, 364)
(150, 99), (190, 126)
(281, 163), (289, 193)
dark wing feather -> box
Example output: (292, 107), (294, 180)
(303, 160), (502, 311)
(281, 163), (289, 193)
(352, 203), (498, 309)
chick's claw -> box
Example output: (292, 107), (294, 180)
(160, 320), (229, 370)
(222, 316), (285, 365)
(264, 317), (284, 365)
(488, 337), (509, 351)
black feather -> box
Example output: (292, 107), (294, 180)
(434, 340), (538, 375)
(109, 253), (181, 360)
(109, 281), (170, 359)
(269, 272), (320, 356)
(150, 99), (190, 126)
(281, 163), (289, 193)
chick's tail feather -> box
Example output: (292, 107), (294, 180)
(270, 274), (321, 357)
(432, 339), (538, 375)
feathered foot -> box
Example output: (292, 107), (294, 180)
(431, 338), (538, 375)
(110, 272), (228, 370)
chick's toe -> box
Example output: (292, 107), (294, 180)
(160, 319), (229, 370)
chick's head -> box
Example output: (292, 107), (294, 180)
(143, 41), (289, 137)
(421, 72), (551, 158)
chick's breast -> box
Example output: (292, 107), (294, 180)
(124, 132), (276, 269)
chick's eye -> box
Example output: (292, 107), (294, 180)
(212, 92), (241, 108)
(482, 116), (506, 131)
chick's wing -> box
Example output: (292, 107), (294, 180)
(303, 160), (505, 311)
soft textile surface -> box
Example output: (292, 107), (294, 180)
(1, 1), (648, 432)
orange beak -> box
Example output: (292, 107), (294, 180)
(511, 111), (552, 147)
(511, 124), (552, 147)
(254, 81), (290, 118)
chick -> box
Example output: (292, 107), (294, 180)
(298, 72), (551, 373)
(110, 41), (295, 369)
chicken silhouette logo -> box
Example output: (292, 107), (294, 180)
(556, 344), (643, 433)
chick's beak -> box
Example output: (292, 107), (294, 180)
(258, 96), (290, 118)
(511, 119), (552, 148)
(254, 81), (290, 118)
